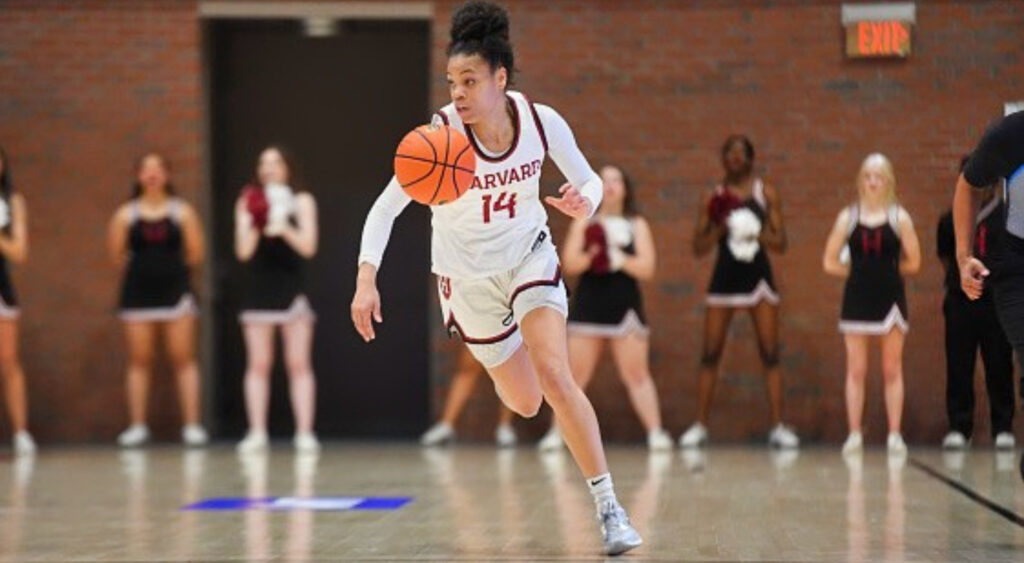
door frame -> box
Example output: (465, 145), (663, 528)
(198, 2), (434, 435)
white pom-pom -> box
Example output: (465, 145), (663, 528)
(0, 198), (9, 230)
(264, 183), (295, 232)
(726, 208), (762, 263)
(839, 245), (851, 265)
(600, 216), (633, 248)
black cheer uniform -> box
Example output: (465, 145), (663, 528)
(706, 179), (779, 307)
(0, 195), (20, 319)
(119, 198), (196, 321)
(238, 206), (314, 324)
(838, 204), (908, 334)
(567, 217), (648, 337)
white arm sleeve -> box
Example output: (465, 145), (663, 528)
(537, 104), (603, 216)
(357, 176), (413, 269)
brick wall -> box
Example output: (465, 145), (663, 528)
(1, 0), (1022, 444)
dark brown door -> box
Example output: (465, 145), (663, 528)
(206, 19), (431, 438)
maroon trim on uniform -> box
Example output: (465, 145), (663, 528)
(509, 266), (563, 310)
(445, 313), (519, 345)
(522, 94), (549, 153)
(465, 94), (521, 163)
(435, 111), (450, 125)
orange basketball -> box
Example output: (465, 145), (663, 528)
(394, 125), (476, 205)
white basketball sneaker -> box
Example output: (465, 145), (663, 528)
(678, 422), (708, 449)
(596, 499), (643, 556)
(117, 424), (150, 448)
(495, 424), (517, 448)
(294, 432), (321, 454)
(236, 430), (269, 454)
(420, 422), (455, 446)
(887, 433), (908, 456)
(768, 424), (800, 449)
(995, 432), (1015, 450)
(842, 432), (863, 456)
(942, 431), (968, 450)
(538, 427), (565, 451)
(647, 429), (673, 451)
(182, 424), (209, 447)
(13, 431), (36, 456)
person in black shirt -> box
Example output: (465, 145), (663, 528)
(938, 157), (1014, 451)
(954, 110), (1024, 479)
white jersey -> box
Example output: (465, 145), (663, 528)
(430, 91), (549, 278)
(359, 90), (603, 280)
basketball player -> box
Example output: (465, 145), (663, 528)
(0, 146), (34, 456)
(235, 146), (320, 455)
(420, 345), (518, 447)
(937, 156), (1014, 451)
(954, 110), (1024, 478)
(108, 153), (207, 447)
(823, 154), (921, 456)
(678, 135), (799, 449)
(538, 164), (672, 452)
(351, 2), (642, 555)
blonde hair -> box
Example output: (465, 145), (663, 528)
(856, 152), (898, 206)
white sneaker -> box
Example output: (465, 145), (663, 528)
(678, 423), (708, 449)
(995, 432), (1016, 450)
(236, 430), (268, 454)
(420, 422), (455, 446)
(647, 428), (673, 451)
(842, 432), (863, 455)
(495, 424), (517, 448)
(538, 427), (564, 451)
(887, 433), (908, 456)
(13, 431), (36, 456)
(294, 432), (321, 454)
(182, 424), (209, 447)
(942, 431), (968, 450)
(596, 499), (643, 556)
(768, 424), (800, 449)
(118, 425), (150, 448)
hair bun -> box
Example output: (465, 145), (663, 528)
(450, 1), (510, 44)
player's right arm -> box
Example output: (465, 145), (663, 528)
(352, 176), (413, 342)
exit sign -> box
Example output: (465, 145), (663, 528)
(846, 20), (912, 58)
(841, 3), (915, 59)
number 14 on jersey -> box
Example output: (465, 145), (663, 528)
(482, 192), (517, 224)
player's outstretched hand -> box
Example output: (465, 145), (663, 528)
(545, 183), (593, 219)
(351, 280), (383, 342)
(958, 255), (989, 301)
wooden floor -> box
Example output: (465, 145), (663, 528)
(1, 444), (1023, 561)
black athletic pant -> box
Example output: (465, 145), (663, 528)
(944, 291), (1015, 438)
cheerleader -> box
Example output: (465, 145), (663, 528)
(235, 146), (319, 454)
(419, 346), (518, 447)
(823, 153), (921, 455)
(538, 165), (672, 451)
(351, 2), (641, 554)
(679, 135), (799, 449)
(0, 147), (35, 455)
(108, 153), (207, 447)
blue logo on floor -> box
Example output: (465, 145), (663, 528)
(184, 496), (412, 511)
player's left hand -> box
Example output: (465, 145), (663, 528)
(545, 183), (593, 219)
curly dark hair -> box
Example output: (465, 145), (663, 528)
(447, 2), (515, 83)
